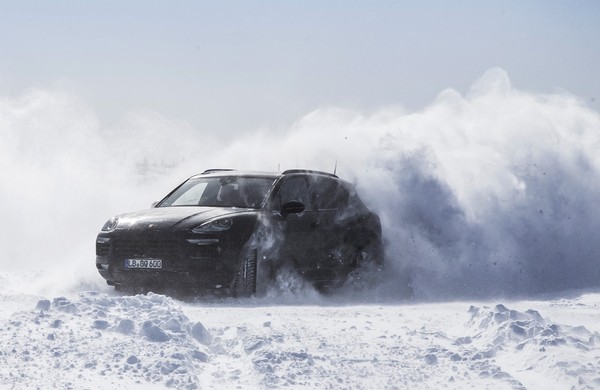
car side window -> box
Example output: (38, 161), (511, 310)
(272, 175), (350, 212)
(273, 176), (310, 211)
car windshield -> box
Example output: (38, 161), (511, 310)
(157, 176), (276, 209)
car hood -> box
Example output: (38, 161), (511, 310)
(113, 206), (256, 231)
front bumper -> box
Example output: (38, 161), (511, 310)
(95, 231), (242, 289)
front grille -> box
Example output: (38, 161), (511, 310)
(113, 238), (180, 259)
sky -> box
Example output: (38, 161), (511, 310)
(1, 0), (599, 133)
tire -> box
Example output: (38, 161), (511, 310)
(346, 236), (384, 289)
(233, 248), (257, 297)
(355, 237), (384, 270)
(316, 236), (382, 293)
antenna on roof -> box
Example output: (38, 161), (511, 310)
(277, 163), (280, 172)
(333, 160), (337, 176)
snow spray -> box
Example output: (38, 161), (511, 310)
(2, 68), (600, 299)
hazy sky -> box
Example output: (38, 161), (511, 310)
(1, 1), (599, 132)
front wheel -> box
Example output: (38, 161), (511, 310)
(232, 248), (257, 297)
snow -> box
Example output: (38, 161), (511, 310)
(0, 291), (210, 389)
(1, 279), (599, 389)
(3, 71), (600, 389)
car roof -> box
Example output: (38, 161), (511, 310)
(190, 170), (280, 179)
(190, 169), (339, 180)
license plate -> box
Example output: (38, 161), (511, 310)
(124, 259), (162, 269)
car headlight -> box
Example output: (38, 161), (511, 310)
(192, 218), (233, 233)
(101, 217), (119, 232)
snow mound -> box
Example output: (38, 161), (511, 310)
(467, 304), (600, 353)
(0, 292), (211, 389)
(461, 304), (600, 388)
(2, 291), (600, 389)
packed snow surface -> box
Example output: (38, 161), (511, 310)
(1, 278), (599, 389)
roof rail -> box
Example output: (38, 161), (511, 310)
(201, 169), (236, 174)
(282, 169), (338, 178)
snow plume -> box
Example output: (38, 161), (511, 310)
(198, 68), (600, 299)
(0, 89), (207, 294)
(354, 69), (600, 299)
(2, 68), (600, 299)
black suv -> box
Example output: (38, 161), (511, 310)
(96, 169), (383, 295)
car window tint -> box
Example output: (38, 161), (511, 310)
(237, 180), (276, 208)
(216, 180), (273, 208)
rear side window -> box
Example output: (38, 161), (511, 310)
(310, 177), (349, 211)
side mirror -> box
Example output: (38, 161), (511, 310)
(151, 201), (159, 208)
(281, 200), (305, 218)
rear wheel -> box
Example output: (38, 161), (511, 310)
(346, 235), (384, 289)
(355, 236), (384, 270)
(316, 235), (383, 293)
(233, 248), (257, 297)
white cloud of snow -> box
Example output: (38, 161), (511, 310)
(1, 68), (600, 299)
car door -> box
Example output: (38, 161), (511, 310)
(270, 175), (318, 264)
(307, 176), (351, 264)
(270, 175), (351, 268)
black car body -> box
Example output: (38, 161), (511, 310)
(96, 169), (383, 295)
